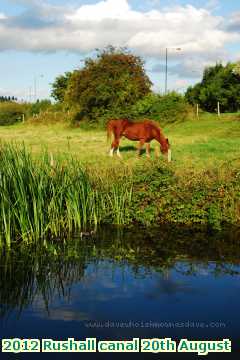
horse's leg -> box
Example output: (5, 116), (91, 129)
(137, 139), (145, 157)
(115, 134), (122, 158)
(109, 136), (115, 156)
(155, 142), (160, 158)
(110, 137), (121, 157)
(109, 147), (114, 157)
(116, 147), (122, 158)
(146, 143), (151, 158)
(109, 136), (117, 157)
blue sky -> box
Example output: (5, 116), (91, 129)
(0, 0), (239, 101)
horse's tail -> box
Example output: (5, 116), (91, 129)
(106, 120), (114, 142)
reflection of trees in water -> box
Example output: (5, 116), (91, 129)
(94, 226), (240, 276)
(0, 225), (240, 319)
(0, 242), (88, 319)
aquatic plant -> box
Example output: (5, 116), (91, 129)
(0, 144), (132, 246)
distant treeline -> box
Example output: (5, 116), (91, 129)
(0, 96), (17, 102)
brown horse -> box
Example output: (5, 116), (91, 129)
(107, 119), (171, 161)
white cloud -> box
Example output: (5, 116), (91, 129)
(0, 0), (239, 79)
(67, 0), (135, 21)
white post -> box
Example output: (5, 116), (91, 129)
(22, 114), (25, 123)
(197, 104), (199, 119)
(217, 102), (220, 117)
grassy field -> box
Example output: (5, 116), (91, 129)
(0, 113), (239, 174)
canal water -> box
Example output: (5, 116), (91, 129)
(0, 226), (240, 359)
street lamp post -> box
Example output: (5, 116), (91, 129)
(165, 47), (181, 94)
(165, 48), (168, 95)
(34, 74), (44, 102)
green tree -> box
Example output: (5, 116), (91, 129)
(185, 62), (240, 112)
(51, 72), (72, 103)
(233, 61), (240, 76)
(64, 47), (152, 122)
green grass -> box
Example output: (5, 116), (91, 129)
(165, 113), (240, 171)
(0, 113), (239, 173)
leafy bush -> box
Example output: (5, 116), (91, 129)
(129, 92), (193, 125)
(0, 102), (26, 126)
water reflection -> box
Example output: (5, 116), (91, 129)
(0, 225), (240, 321)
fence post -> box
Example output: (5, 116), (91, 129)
(217, 102), (221, 117)
(197, 104), (199, 119)
(22, 114), (25, 123)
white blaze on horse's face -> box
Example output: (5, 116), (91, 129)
(168, 149), (172, 162)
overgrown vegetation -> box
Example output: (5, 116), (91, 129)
(0, 144), (132, 246)
(130, 162), (240, 230)
(0, 100), (73, 126)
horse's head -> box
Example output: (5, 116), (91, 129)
(161, 138), (171, 162)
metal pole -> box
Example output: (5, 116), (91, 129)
(165, 48), (168, 95)
(34, 77), (37, 102)
(29, 87), (32, 103)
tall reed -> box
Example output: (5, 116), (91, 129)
(0, 144), (132, 246)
